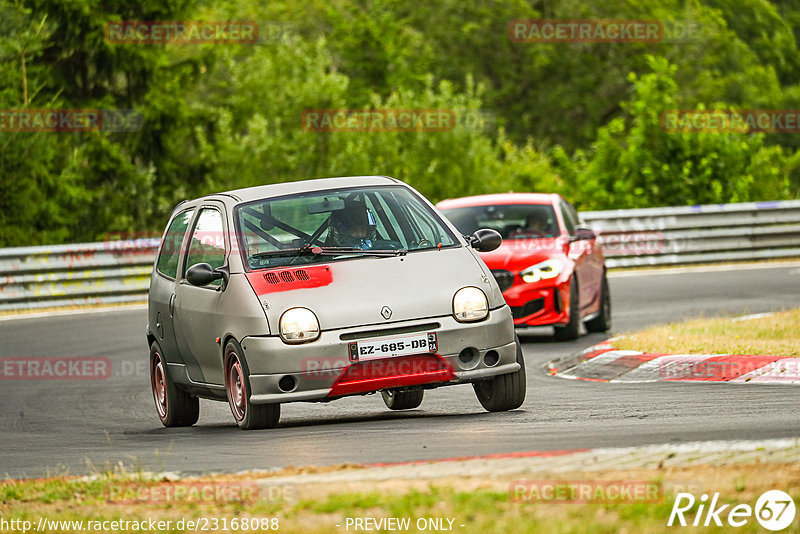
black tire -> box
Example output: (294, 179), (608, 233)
(381, 388), (424, 410)
(473, 335), (526, 412)
(150, 342), (199, 427)
(554, 277), (580, 341)
(224, 340), (280, 430)
(585, 271), (611, 333)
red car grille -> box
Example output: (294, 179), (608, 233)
(491, 269), (515, 292)
(511, 298), (545, 319)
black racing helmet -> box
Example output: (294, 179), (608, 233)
(328, 199), (378, 245)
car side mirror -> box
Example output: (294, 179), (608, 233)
(186, 263), (229, 287)
(470, 229), (502, 252)
(570, 227), (596, 242)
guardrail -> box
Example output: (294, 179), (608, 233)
(1, 199), (799, 310)
(582, 199), (800, 268)
(0, 239), (159, 311)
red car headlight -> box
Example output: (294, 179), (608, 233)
(520, 259), (565, 283)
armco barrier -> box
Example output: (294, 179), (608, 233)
(1, 200), (799, 310)
(581, 199), (800, 268)
(0, 239), (159, 311)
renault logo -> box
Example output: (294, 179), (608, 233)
(380, 306), (392, 320)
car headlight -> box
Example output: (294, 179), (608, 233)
(520, 259), (564, 283)
(279, 307), (320, 343)
(453, 286), (489, 322)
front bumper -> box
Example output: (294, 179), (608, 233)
(241, 306), (517, 404)
(503, 277), (571, 327)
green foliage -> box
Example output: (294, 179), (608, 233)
(0, 0), (799, 246)
(554, 56), (793, 209)
(176, 33), (562, 203)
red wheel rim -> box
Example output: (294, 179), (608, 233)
(152, 353), (167, 419)
(227, 355), (246, 421)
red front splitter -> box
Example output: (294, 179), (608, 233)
(327, 354), (456, 398)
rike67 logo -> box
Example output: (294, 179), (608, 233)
(669, 490), (796, 531)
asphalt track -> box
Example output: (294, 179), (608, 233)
(1, 263), (799, 479)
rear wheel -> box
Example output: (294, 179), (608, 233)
(585, 271), (611, 333)
(381, 388), (424, 410)
(150, 343), (199, 427)
(473, 335), (526, 412)
(224, 340), (280, 430)
(554, 277), (580, 341)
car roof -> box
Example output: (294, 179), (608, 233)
(436, 193), (562, 209)
(204, 176), (402, 203)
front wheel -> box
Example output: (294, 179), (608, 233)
(150, 343), (199, 427)
(381, 388), (424, 410)
(585, 271), (611, 333)
(473, 336), (526, 412)
(224, 341), (280, 430)
(554, 277), (580, 341)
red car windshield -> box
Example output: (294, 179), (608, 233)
(440, 204), (560, 240)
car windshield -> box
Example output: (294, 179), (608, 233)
(440, 203), (560, 240)
(236, 185), (458, 270)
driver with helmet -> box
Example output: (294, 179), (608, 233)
(327, 199), (378, 250)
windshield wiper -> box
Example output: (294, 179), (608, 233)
(311, 246), (408, 257)
(252, 245), (407, 260)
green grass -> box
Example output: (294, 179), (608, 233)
(614, 308), (800, 357)
(3, 471), (796, 533)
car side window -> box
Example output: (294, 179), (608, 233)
(156, 209), (195, 279)
(404, 201), (446, 245)
(184, 208), (226, 287)
(559, 202), (577, 235)
(566, 202), (581, 227)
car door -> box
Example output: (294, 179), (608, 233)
(560, 201), (601, 315)
(172, 203), (229, 386)
(148, 208), (195, 363)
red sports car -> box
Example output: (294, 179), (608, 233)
(437, 193), (610, 340)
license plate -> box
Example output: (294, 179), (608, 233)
(348, 332), (437, 362)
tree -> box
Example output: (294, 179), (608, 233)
(553, 56), (794, 210)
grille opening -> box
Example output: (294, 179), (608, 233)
(457, 347), (480, 370)
(278, 375), (297, 392)
(511, 298), (545, 319)
(491, 269), (514, 292)
(264, 269), (311, 284)
(483, 350), (500, 367)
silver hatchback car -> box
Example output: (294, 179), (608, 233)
(147, 176), (525, 429)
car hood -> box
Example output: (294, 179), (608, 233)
(478, 237), (567, 272)
(246, 246), (502, 332)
